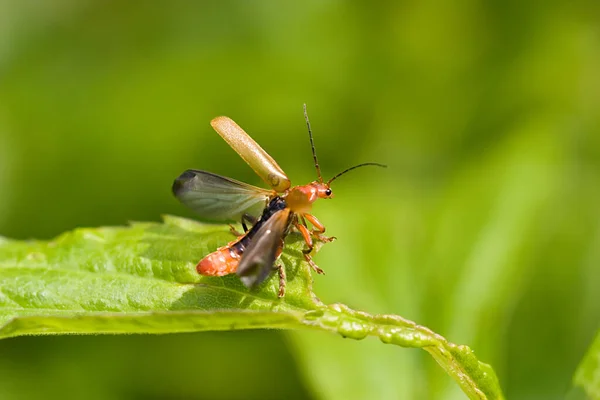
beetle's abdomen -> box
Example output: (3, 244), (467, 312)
(196, 197), (286, 277)
(197, 244), (243, 276)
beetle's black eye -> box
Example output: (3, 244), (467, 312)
(325, 189), (332, 196)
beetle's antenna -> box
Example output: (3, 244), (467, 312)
(327, 163), (387, 185)
(304, 104), (323, 183)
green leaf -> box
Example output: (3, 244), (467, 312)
(574, 330), (600, 400)
(0, 216), (504, 399)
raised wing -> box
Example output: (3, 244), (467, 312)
(172, 170), (274, 222)
(211, 116), (291, 192)
(237, 208), (292, 288)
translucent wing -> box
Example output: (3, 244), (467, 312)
(211, 116), (291, 192)
(237, 208), (292, 288)
(172, 170), (274, 222)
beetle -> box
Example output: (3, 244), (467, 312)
(173, 105), (385, 296)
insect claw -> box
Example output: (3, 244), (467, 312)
(317, 235), (336, 243)
(313, 265), (325, 275)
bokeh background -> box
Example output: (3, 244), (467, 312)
(1, 1), (599, 399)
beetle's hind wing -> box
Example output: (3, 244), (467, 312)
(172, 169), (274, 222)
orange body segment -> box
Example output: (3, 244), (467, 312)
(285, 182), (333, 214)
(197, 244), (241, 276)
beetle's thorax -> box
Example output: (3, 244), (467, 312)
(284, 181), (331, 214)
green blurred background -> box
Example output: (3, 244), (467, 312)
(1, 1), (599, 399)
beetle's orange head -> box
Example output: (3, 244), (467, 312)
(312, 181), (334, 199)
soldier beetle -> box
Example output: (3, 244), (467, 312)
(173, 105), (385, 296)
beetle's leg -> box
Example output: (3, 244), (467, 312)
(230, 214), (258, 237)
(304, 253), (324, 275)
(271, 240), (286, 297)
(229, 225), (244, 237)
(241, 214), (258, 233)
(304, 214), (325, 233)
(304, 214), (336, 243)
(295, 219), (325, 274)
(277, 264), (286, 297)
(295, 221), (314, 255)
